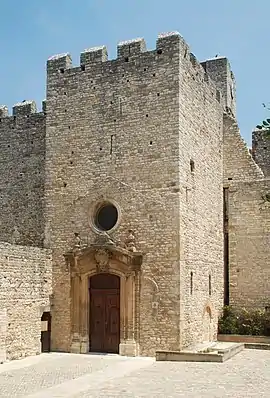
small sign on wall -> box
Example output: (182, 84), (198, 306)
(41, 321), (48, 332)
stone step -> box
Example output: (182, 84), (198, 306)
(156, 341), (244, 363)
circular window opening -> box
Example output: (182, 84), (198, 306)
(94, 203), (118, 231)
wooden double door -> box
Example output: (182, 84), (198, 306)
(89, 273), (120, 353)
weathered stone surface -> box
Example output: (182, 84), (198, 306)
(0, 31), (269, 361)
(252, 129), (270, 177)
(0, 107), (46, 247)
(223, 115), (270, 310)
(0, 243), (52, 360)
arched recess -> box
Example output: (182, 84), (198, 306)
(202, 304), (214, 342)
(64, 242), (143, 357)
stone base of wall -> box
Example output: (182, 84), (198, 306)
(119, 340), (140, 357)
(0, 308), (7, 363)
(218, 334), (270, 344)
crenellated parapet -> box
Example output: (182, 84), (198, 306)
(46, 32), (183, 74)
(0, 100), (46, 120)
(45, 31), (228, 109)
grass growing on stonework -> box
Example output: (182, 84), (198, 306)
(218, 306), (270, 336)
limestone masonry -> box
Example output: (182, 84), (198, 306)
(0, 31), (269, 361)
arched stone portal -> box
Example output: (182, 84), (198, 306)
(64, 240), (143, 356)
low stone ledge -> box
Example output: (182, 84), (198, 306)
(156, 342), (244, 363)
(218, 334), (270, 344)
(156, 350), (224, 363)
(245, 343), (270, 350)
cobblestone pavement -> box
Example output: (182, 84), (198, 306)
(0, 350), (269, 397)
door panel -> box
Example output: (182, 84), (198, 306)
(89, 276), (120, 354)
(90, 291), (105, 352)
(105, 293), (120, 353)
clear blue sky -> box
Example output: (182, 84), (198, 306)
(0, 0), (269, 145)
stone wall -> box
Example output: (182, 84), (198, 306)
(0, 242), (52, 360)
(223, 115), (263, 183)
(223, 115), (270, 310)
(252, 129), (270, 177)
(0, 309), (7, 363)
(0, 101), (46, 247)
(228, 180), (270, 309)
(178, 49), (224, 347)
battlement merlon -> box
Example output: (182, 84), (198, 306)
(47, 53), (72, 73)
(0, 105), (8, 117)
(117, 38), (146, 58)
(13, 100), (37, 116)
(80, 46), (108, 66)
(200, 57), (236, 117)
(156, 31), (182, 50)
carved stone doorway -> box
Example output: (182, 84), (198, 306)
(64, 241), (143, 356)
(89, 273), (120, 353)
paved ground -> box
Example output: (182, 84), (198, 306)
(0, 350), (269, 397)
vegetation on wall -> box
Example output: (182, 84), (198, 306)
(218, 306), (270, 336)
(256, 103), (270, 137)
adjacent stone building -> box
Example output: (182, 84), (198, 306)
(0, 31), (269, 361)
(0, 243), (52, 362)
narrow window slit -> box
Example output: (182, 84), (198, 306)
(110, 134), (115, 155)
(190, 159), (195, 172)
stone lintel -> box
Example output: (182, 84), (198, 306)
(64, 244), (143, 273)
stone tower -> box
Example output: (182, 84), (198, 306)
(44, 32), (224, 356)
(0, 30), (269, 363)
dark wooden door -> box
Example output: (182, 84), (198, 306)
(89, 274), (120, 353)
(41, 312), (51, 353)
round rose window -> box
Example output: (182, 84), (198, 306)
(94, 203), (118, 231)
